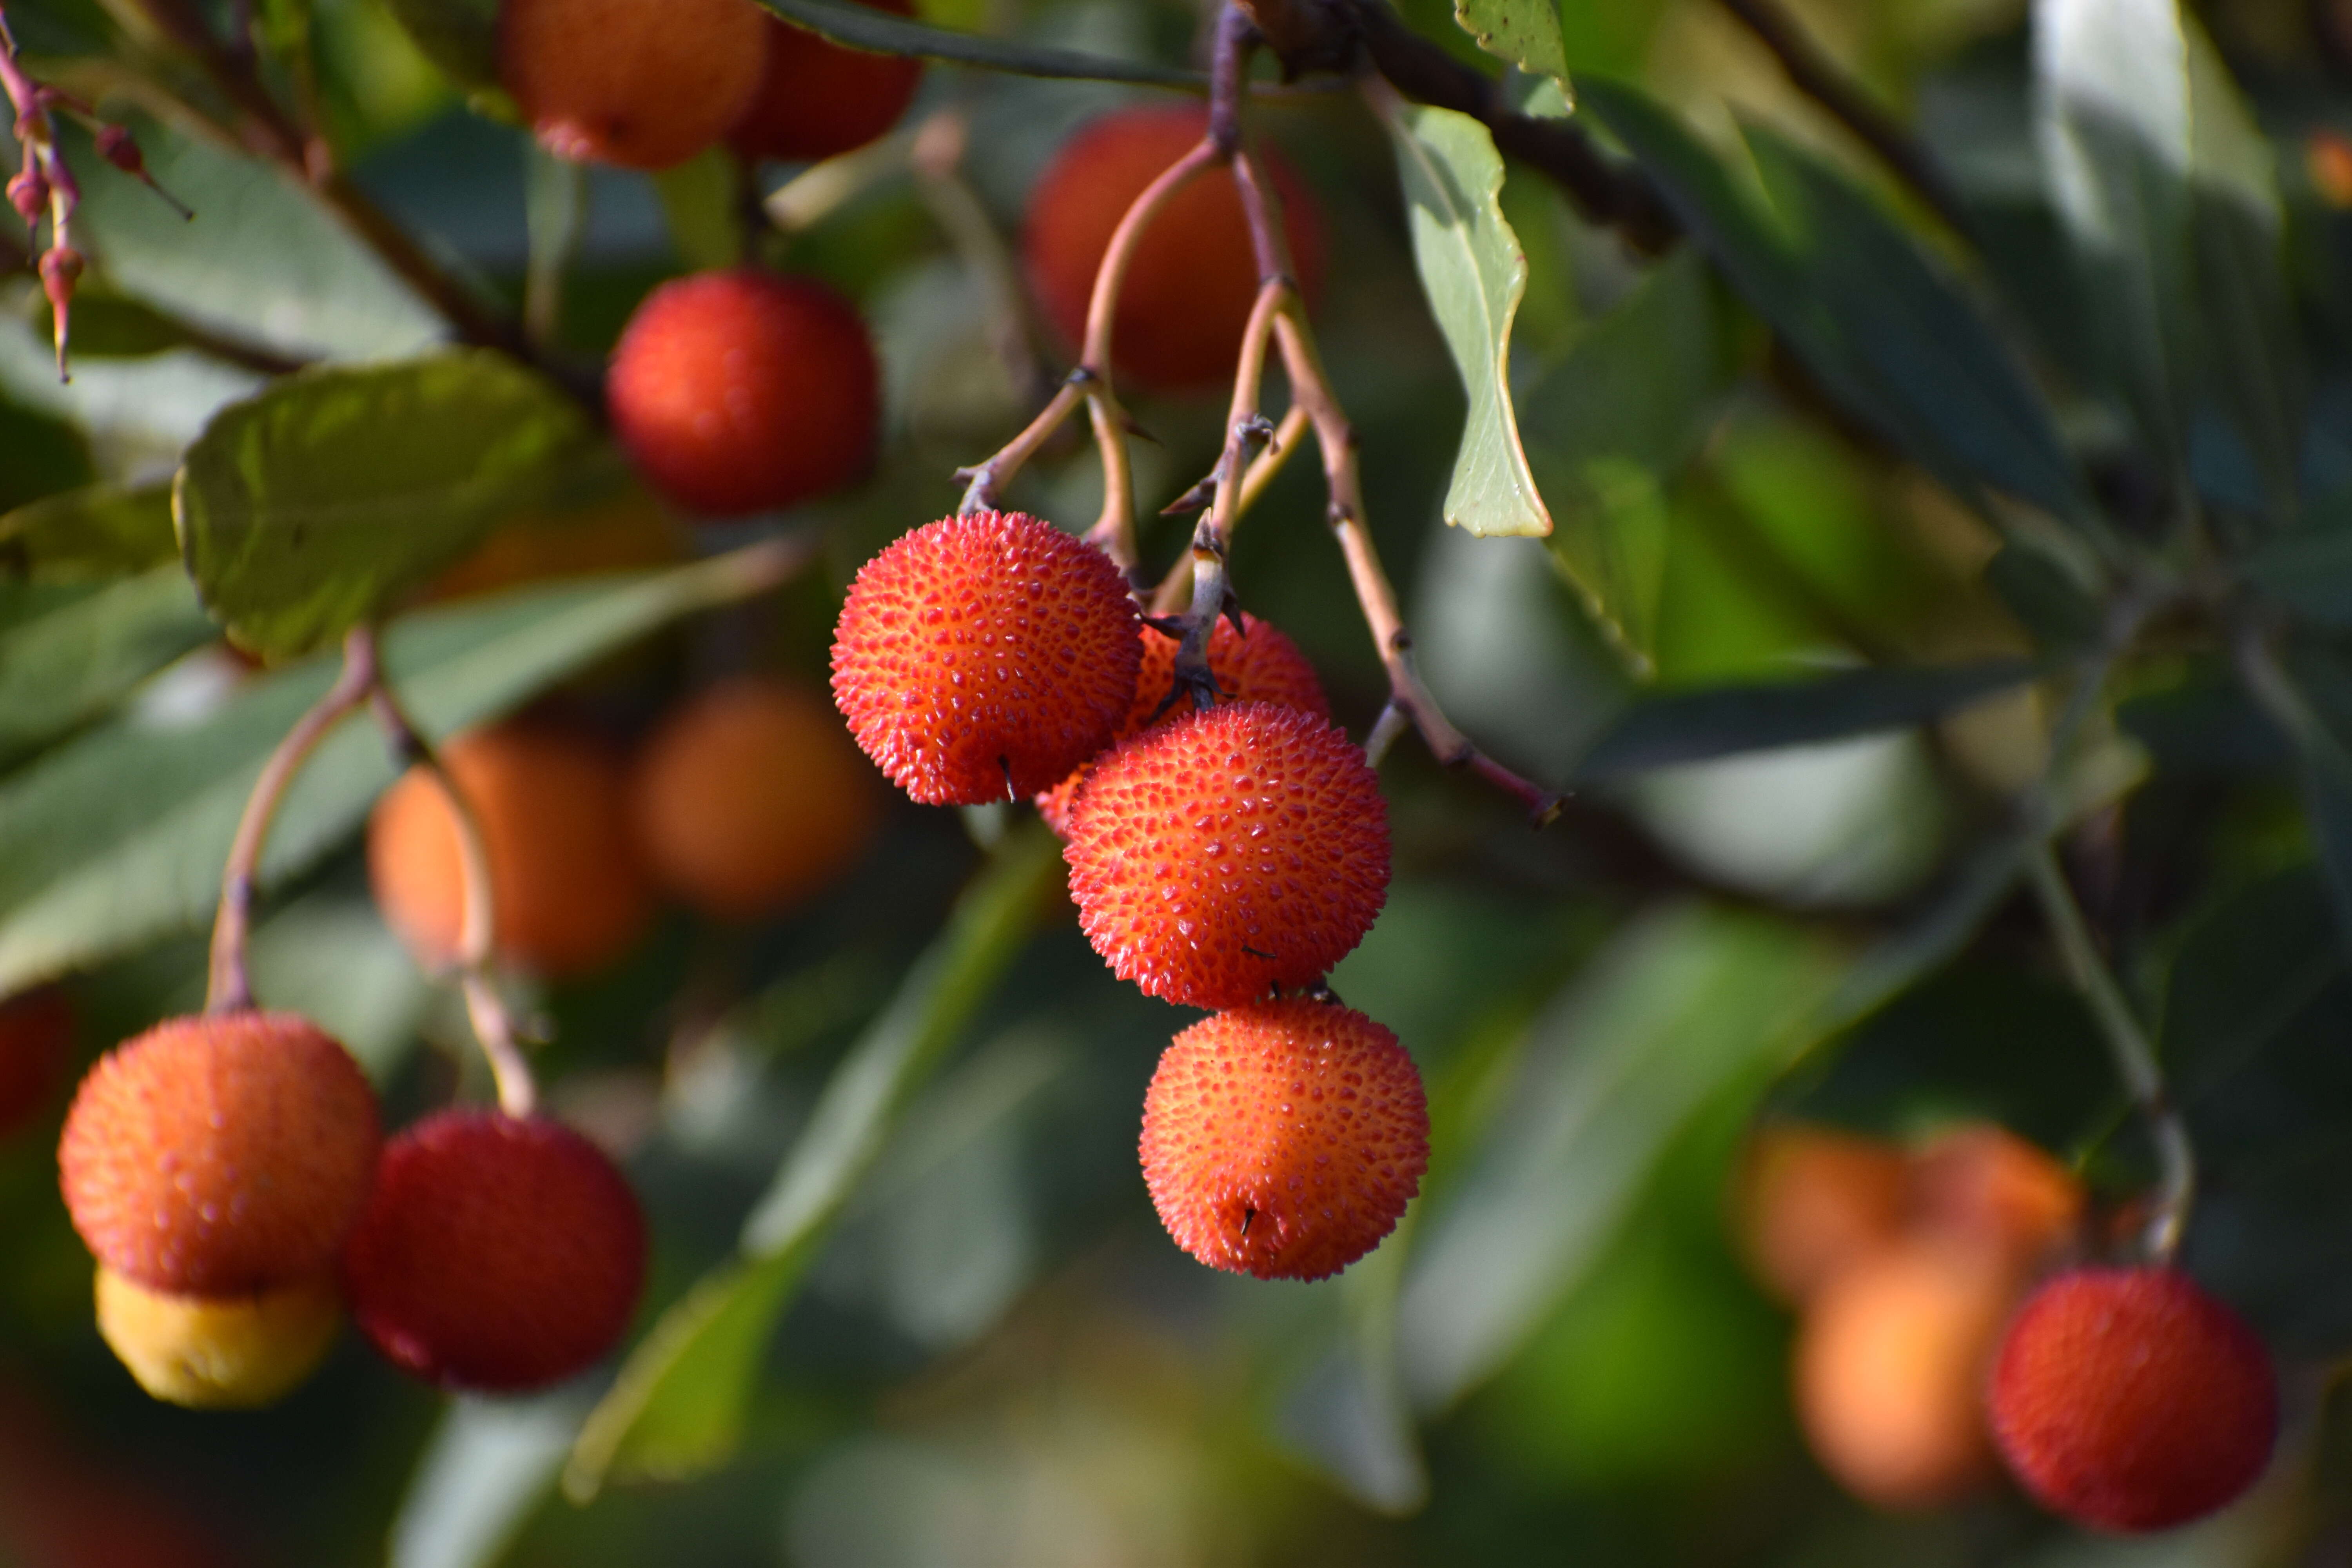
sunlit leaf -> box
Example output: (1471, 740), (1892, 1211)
(0, 565), (216, 764)
(1449, 0), (1568, 85)
(389, 1390), (591, 1568)
(380, 0), (500, 87)
(754, 0), (1199, 85)
(0, 482), (178, 579)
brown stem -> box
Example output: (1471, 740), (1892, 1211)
(1174, 276), (1290, 687)
(206, 626), (379, 1013)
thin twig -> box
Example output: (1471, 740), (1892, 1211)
(206, 626), (379, 1013)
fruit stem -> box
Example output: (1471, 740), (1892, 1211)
(206, 626), (381, 1013)
(363, 669), (539, 1120)
(2025, 843), (2192, 1261)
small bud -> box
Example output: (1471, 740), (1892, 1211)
(6, 168), (47, 231)
(95, 124), (144, 176)
(38, 245), (82, 381)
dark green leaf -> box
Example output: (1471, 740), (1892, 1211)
(175, 352), (596, 657)
(0, 566), (216, 764)
(380, 0), (500, 87)
(1449, 0), (1568, 84)
(2242, 530), (2352, 627)
(1572, 660), (2038, 779)
(753, 0), (1200, 87)
(0, 483), (178, 579)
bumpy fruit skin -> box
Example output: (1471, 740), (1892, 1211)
(728, 0), (924, 163)
(608, 270), (879, 517)
(499, 0), (764, 169)
(831, 511), (1142, 804)
(1064, 702), (1388, 1008)
(58, 1012), (380, 1296)
(95, 1268), (340, 1410)
(0, 986), (71, 1138)
(1737, 1123), (1910, 1307)
(630, 677), (880, 919)
(1141, 1001), (1427, 1281)
(1036, 613), (1328, 835)
(1795, 1239), (2011, 1510)
(1024, 105), (1327, 392)
(341, 1110), (647, 1392)
(1988, 1267), (2276, 1532)
(368, 723), (654, 979)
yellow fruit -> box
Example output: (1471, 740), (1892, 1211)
(94, 1267), (341, 1409)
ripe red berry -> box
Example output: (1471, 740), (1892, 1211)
(341, 1110), (647, 1392)
(1024, 104), (1327, 393)
(0, 986), (72, 1139)
(728, 0), (924, 164)
(1063, 702), (1388, 1008)
(58, 1012), (381, 1296)
(608, 269), (879, 517)
(1036, 612), (1328, 835)
(1140, 1000), (1427, 1281)
(831, 511), (1142, 804)
(500, 0), (765, 169)
(1988, 1266), (2277, 1532)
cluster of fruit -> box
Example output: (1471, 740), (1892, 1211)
(1742, 1121), (2277, 1531)
(831, 508), (1427, 1280)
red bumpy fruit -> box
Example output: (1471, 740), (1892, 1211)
(59, 1012), (381, 1295)
(1141, 1000), (1427, 1281)
(608, 269), (879, 517)
(831, 511), (1142, 805)
(1036, 613), (1328, 835)
(728, 0), (924, 164)
(499, 0), (765, 169)
(1064, 702), (1388, 1009)
(1024, 104), (1326, 393)
(1987, 1266), (2277, 1532)
(340, 1110), (648, 1392)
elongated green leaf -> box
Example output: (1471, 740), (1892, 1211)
(753, 0), (1199, 86)
(1274, 1213), (1427, 1514)
(1386, 104), (1550, 539)
(1396, 906), (1837, 1407)
(0, 483), (177, 579)
(0, 566), (216, 763)
(175, 352), (596, 657)
(0, 544), (803, 994)
(380, 0), (499, 87)
(1450, 0), (1568, 84)
(564, 826), (1061, 1498)
(1573, 660), (2038, 779)
(389, 1391), (590, 1568)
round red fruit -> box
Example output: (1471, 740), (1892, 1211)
(728, 0), (924, 164)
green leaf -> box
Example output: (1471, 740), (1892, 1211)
(0, 483), (178, 579)
(174, 352), (597, 657)
(752, 0), (1200, 87)
(389, 1391), (588, 1568)
(1274, 1213), (1428, 1514)
(1385, 103), (1551, 539)
(0, 546), (802, 994)
(1395, 905), (1838, 1407)
(0, 566), (217, 764)
(2242, 532), (2352, 627)
(563, 825), (1061, 1497)
(1572, 660), (2038, 779)
(379, 0), (500, 87)
(652, 152), (747, 274)
(1450, 0), (1568, 85)
(68, 118), (444, 363)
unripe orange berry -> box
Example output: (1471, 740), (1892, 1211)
(0, 986), (71, 1138)
(1024, 105), (1327, 393)
(1910, 1123), (2082, 1272)
(58, 1012), (380, 1296)
(1988, 1266), (2276, 1532)
(728, 0), (924, 164)
(94, 1267), (341, 1409)
(831, 511), (1142, 804)
(1140, 1000), (1427, 1281)
(1794, 1238), (2014, 1510)
(429, 489), (690, 602)
(630, 677), (880, 920)
(1064, 702), (1388, 1008)
(1735, 1123), (1910, 1307)
(368, 722), (655, 979)
(499, 0), (765, 169)
(607, 269), (879, 518)
(341, 1110), (647, 1392)
(1036, 612), (1328, 835)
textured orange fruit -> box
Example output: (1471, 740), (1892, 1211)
(499, 0), (764, 169)
(368, 722), (655, 979)
(1064, 702), (1388, 1008)
(728, 0), (924, 164)
(0, 986), (71, 1139)
(630, 677), (880, 920)
(1988, 1266), (2276, 1532)
(1910, 1123), (2082, 1271)
(608, 269), (879, 517)
(1140, 1000), (1427, 1281)
(1036, 612), (1327, 835)
(58, 1012), (380, 1296)
(1024, 104), (1327, 392)
(341, 1110), (647, 1392)
(1735, 1123), (1910, 1307)
(831, 511), (1142, 804)
(1794, 1238), (2013, 1510)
